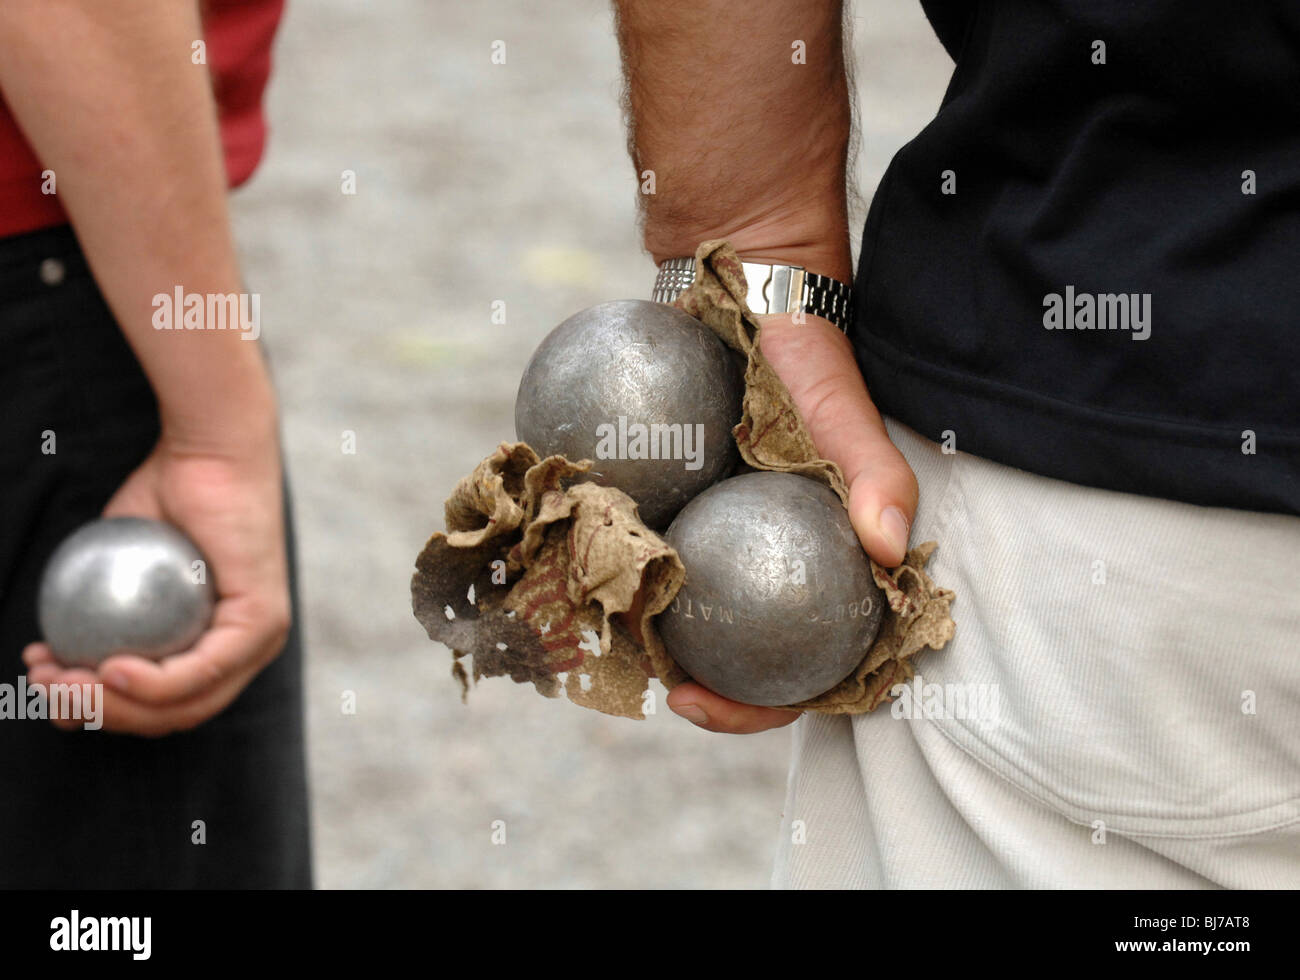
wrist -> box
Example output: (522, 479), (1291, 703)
(157, 358), (279, 459)
(645, 202), (853, 284)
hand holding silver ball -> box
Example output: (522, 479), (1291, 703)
(512, 299), (885, 707)
(37, 517), (216, 669)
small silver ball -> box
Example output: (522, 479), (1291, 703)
(515, 299), (744, 528)
(37, 517), (216, 668)
(658, 472), (885, 706)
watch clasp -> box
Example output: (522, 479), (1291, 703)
(745, 262), (806, 317)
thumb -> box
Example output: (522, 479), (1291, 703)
(757, 314), (918, 567)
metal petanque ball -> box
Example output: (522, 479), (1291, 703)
(658, 472), (886, 707)
(514, 299), (744, 528)
(37, 517), (216, 669)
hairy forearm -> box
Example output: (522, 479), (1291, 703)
(614, 0), (853, 281)
(0, 1), (274, 450)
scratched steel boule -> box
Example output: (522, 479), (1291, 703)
(514, 299), (744, 528)
(658, 472), (885, 706)
(38, 517), (216, 669)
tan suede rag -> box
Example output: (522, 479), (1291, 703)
(411, 240), (956, 719)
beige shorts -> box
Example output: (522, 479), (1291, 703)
(773, 419), (1300, 888)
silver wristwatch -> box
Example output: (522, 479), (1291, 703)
(651, 256), (853, 332)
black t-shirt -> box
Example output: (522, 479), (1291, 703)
(851, 0), (1299, 515)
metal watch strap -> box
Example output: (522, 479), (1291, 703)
(652, 256), (853, 333)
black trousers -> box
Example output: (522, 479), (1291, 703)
(0, 225), (312, 888)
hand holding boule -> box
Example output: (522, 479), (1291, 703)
(665, 313), (918, 733)
(23, 431), (291, 736)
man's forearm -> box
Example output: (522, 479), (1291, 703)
(0, 1), (274, 450)
(614, 0), (853, 281)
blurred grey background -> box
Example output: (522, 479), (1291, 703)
(229, 0), (951, 888)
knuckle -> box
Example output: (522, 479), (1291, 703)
(170, 711), (208, 735)
(796, 374), (845, 431)
(145, 709), (204, 737)
(711, 704), (749, 733)
(248, 594), (292, 651)
(900, 466), (920, 504)
(118, 718), (173, 738)
(267, 605), (292, 653)
(200, 658), (225, 686)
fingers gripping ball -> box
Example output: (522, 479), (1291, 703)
(658, 472), (886, 707)
(514, 299), (744, 529)
(37, 517), (216, 668)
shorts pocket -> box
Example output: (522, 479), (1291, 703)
(886, 433), (1300, 840)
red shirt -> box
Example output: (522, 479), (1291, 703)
(0, 0), (285, 239)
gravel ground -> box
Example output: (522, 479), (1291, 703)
(228, 0), (950, 889)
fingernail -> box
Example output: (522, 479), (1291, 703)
(671, 703), (709, 726)
(880, 506), (910, 559)
(102, 670), (130, 693)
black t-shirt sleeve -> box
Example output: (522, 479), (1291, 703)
(918, 0), (975, 61)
